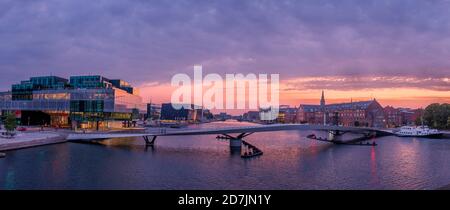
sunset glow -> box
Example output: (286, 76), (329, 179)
(138, 75), (450, 114)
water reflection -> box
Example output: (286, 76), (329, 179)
(229, 147), (242, 156)
(370, 146), (378, 185)
(1, 121), (450, 190)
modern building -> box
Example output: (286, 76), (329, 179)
(200, 109), (214, 121)
(146, 103), (161, 120)
(159, 103), (200, 122)
(242, 111), (260, 122)
(215, 112), (232, 121)
(277, 105), (298, 124)
(257, 105), (298, 124)
(296, 91), (386, 128)
(0, 75), (145, 130)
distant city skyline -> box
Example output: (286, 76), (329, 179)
(1, 73), (449, 115)
(1, 0), (449, 111)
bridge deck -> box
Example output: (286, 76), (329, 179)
(66, 124), (393, 141)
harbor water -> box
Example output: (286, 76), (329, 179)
(1, 121), (450, 190)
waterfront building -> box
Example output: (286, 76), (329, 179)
(200, 109), (214, 121)
(277, 105), (298, 124)
(215, 112), (232, 121)
(242, 111), (260, 122)
(384, 106), (423, 127)
(0, 75), (145, 130)
(401, 108), (423, 125)
(384, 106), (402, 128)
(296, 91), (386, 128)
(258, 105), (298, 124)
(159, 103), (200, 122)
(146, 103), (161, 120)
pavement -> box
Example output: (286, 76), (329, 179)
(0, 131), (66, 151)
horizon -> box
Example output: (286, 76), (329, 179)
(0, 73), (449, 115)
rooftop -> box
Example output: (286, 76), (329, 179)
(299, 99), (378, 112)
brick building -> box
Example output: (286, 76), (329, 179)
(296, 91), (386, 128)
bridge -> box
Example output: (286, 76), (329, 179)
(66, 124), (394, 148)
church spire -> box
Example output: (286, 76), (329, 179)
(320, 90), (326, 125)
(320, 90), (325, 107)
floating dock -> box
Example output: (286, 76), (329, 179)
(241, 140), (263, 158)
(306, 134), (377, 146)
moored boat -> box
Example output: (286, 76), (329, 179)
(394, 126), (443, 138)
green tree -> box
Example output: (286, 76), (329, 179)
(423, 103), (450, 129)
(4, 113), (17, 135)
(447, 116), (450, 129)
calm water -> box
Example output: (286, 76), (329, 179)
(1, 121), (450, 190)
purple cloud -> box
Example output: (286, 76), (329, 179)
(283, 76), (450, 91)
(0, 0), (450, 91)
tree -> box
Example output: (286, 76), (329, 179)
(423, 103), (439, 127)
(4, 113), (17, 135)
(447, 116), (450, 128)
(423, 103), (450, 129)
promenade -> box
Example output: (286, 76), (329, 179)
(0, 131), (67, 152)
(0, 126), (147, 152)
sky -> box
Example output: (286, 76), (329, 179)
(1, 0), (450, 111)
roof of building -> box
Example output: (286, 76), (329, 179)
(298, 104), (322, 112)
(299, 100), (378, 112)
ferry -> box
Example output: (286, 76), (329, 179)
(394, 126), (443, 138)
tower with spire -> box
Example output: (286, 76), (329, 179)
(320, 90), (326, 125)
(320, 90), (325, 108)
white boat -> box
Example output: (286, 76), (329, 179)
(394, 126), (443, 138)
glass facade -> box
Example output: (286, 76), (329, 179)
(70, 100), (104, 113)
(29, 76), (68, 89)
(0, 75), (145, 129)
(11, 76), (68, 100)
(110, 79), (135, 94)
(69, 75), (112, 89)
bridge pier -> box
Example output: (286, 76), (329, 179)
(229, 138), (242, 148)
(328, 130), (344, 142)
(218, 133), (254, 148)
(143, 136), (157, 146)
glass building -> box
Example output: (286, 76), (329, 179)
(0, 75), (145, 130)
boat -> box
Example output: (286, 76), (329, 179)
(394, 126), (443, 138)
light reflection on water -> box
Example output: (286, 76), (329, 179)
(1, 121), (450, 190)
